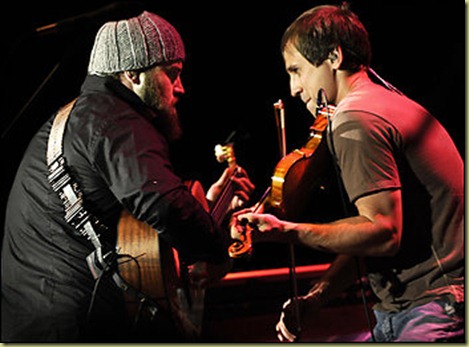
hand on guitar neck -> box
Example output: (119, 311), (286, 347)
(206, 166), (254, 211)
(187, 143), (255, 286)
(206, 143), (255, 222)
(184, 142), (255, 286)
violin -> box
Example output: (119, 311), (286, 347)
(269, 104), (336, 220)
(229, 101), (337, 258)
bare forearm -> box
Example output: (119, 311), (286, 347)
(308, 254), (364, 303)
(282, 215), (397, 256)
(233, 191), (401, 257)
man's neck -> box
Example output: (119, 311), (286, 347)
(335, 69), (369, 105)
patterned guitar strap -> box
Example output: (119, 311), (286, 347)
(46, 99), (112, 278)
(47, 99), (161, 320)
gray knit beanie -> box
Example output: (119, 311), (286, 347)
(88, 11), (185, 74)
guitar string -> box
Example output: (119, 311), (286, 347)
(211, 174), (236, 225)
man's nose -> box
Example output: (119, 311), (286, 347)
(289, 77), (302, 98)
(174, 76), (185, 95)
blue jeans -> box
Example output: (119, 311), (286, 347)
(370, 298), (464, 342)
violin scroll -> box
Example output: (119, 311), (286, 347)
(227, 101), (338, 258)
(228, 223), (253, 258)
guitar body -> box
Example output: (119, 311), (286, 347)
(116, 180), (210, 340)
(115, 143), (237, 339)
(117, 209), (177, 309)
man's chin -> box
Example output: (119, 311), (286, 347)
(167, 127), (183, 143)
(150, 107), (183, 143)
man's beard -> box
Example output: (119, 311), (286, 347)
(140, 78), (183, 143)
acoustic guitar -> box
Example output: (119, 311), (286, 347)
(116, 144), (238, 339)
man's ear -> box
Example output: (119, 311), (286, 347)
(328, 46), (343, 70)
(123, 70), (141, 85)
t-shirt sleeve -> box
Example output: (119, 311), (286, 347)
(329, 110), (402, 203)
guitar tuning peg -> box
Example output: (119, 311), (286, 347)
(214, 143), (236, 166)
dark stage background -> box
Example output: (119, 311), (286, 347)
(0, 0), (464, 267)
(1, 0), (463, 261)
(0, 0), (464, 342)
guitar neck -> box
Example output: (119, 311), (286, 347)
(210, 167), (237, 226)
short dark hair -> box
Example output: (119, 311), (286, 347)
(281, 3), (371, 72)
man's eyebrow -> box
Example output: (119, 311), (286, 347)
(286, 64), (299, 73)
(165, 64), (181, 71)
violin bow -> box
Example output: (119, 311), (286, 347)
(273, 100), (302, 341)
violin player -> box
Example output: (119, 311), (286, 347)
(231, 3), (464, 342)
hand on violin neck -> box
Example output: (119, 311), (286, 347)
(237, 212), (283, 232)
(232, 211), (295, 243)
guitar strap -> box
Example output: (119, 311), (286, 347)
(47, 99), (112, 278)
(47, 99), (162, 320)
